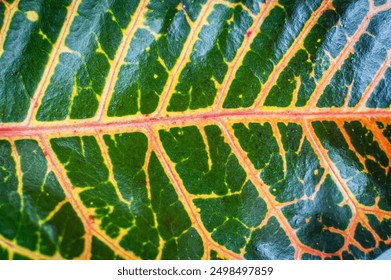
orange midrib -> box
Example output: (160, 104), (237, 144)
(0, 109), (390, 137)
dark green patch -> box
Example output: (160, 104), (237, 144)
(108, 0), (193, 116)
(344, 121), (388, 166)
(0, 244), (9, 260)
(272, 123), (324, 201)
(245, 217), (295, 259)
(168, 4), (253, 111)
(223, 0), (326, 108)
(354, 223), (376, 249)
(148, 152), (203, 259)
(50, 134), (159, 259)
(160, 125), (246, 195)
(38, 0), (139, 121)
(90, 236), (122, 260)
(366, 214), (391, 241)
(318, 33), (387, 108)
(42, 202), (85, 259)
(149, 151), (192, 239)
(0, 0), (72, 122)
(103, 132), (148, 202)
(312, 121), (386, 208)
(367, 68), (391, 108)
(210, 249), (225, 260)
(8, 139), (74, 257)
(13, 253), (31, 260)
(161, 228), (204, 259)
(282, 175), (352, 253)
(301, 253), (321, 260)
(194, 181), (267, 253)
(0, 140), (21, 241)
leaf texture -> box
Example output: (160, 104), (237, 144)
(0, 0), (391, 260)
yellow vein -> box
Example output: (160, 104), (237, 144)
(154, 0), (217, 117)
(25, 0), (81, 125)
(142, 146), (164, 260)
(0, 0), (19, 56)
(213, 0), (274, 109)
(39, 136), (95, 259)
(41, 199), (68, 224)
(147, 126), (214, 259)
(270, 122), (286, 174)
(95, 0), (148, 121)
(219, 121), (334, 259)
(357, 50), (391, 110)
(147, 126), (242, 260)
(289, 77), (302, 109)
(66, 75), (78, 121)
(95, 132), (129, 204)
(0, 235), (62, 260)
(199, 126), (212, 170)
(9, 138), (23, 210)
(38, 136), (137, 260)
(252, 0), (333, 108)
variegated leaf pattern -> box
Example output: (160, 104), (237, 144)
(0, 0), (391, 260)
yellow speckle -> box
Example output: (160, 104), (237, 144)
(154, 74), (158, 79)
(26, 10), (39, 22)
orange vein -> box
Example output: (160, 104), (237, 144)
(95, 0), (148, 121)
(364, 121), (391, 164)
(38, 136), (137, 260)
(154, 0), (216, 116)
(147, 126), (241, 260)
(357, 50), (391, 110)
(213, 0), (274, 109)
(252, 0), (333, 108)
(336, 120), (391, 220)
(1, 110), (391, 137)
(333, 121), (386, 252)
(0, 0), (19, 56)
(307, 7), (378, 109)
(306, 118), (390, 220)
(303, 121), (356, 205)
(25, 0), (81, 125)
(219, 121), (334, 259)
(302, 121), (370, 255)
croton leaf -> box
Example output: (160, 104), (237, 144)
(0, 0), (391, 260)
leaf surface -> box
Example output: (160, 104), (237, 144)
(0, 0), (391, 259)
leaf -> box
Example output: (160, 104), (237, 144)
(0, 0), (391, 260)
